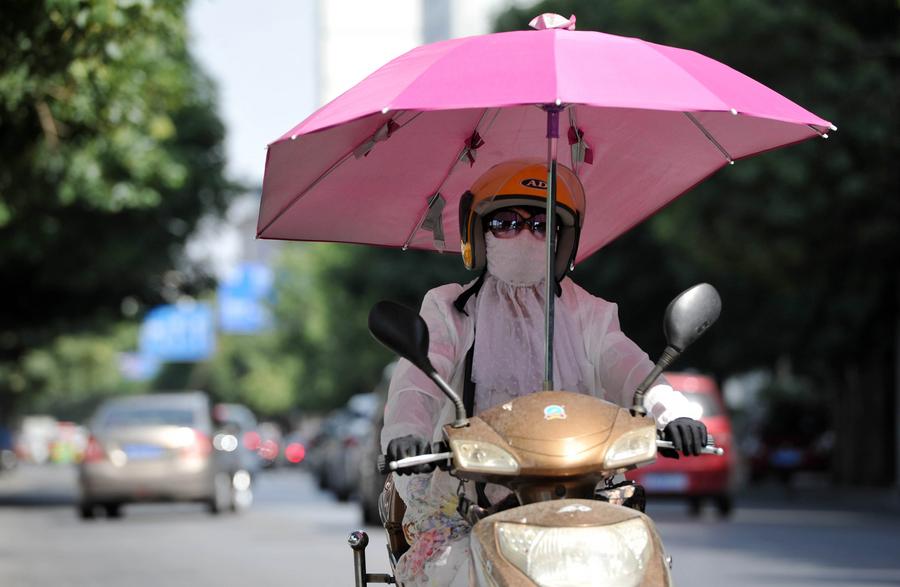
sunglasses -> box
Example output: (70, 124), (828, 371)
(486, 209), (550, 239)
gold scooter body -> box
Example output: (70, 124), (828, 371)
(443, 390), (672, 587)
(353, 284), (722, 586)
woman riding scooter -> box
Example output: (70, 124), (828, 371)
(381, 159), (708, 586)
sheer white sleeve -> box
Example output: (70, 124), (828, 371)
(588, 295), (699, 429)
(380, 285), (465, 452)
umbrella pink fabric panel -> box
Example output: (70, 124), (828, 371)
(258, 104), (818, 262)
(277, 29), (831, 140)
(260, 109), (484, 247)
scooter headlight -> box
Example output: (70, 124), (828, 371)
(496, 518), (651, 587)
(450, 440), (519, 474)
(602, 427), (657, 469)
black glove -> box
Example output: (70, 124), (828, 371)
(386, 435), (436, 475)
(663, 418), (708, 457)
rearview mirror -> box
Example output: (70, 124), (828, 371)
(368, 301), (435, 375)
(368, 301), (468, 428)
(663, 283), (722, 352)
(631, 283), (722, 416)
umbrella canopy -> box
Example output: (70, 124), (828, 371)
(257, 16), (833, 263)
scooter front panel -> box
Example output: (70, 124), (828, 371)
(469, 499), (672, 587)
(445, 391), (657, 480)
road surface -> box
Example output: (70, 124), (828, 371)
(1, 464), (898, 586)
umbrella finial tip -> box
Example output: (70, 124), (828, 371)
(529, 13), (576, 31)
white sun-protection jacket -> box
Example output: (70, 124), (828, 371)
(381, 275), (699, 451)
(380, 274), (700, 586)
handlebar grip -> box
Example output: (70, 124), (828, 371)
(375, 451), (453, 475)
(656, 439), (724, 456)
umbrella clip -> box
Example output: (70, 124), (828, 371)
(460, 131), (485, 167)
(353, 119), (400, 159)
(568, 126), (593, 165)
(420, 193), (446, 251)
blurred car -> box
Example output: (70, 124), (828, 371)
(305, 414), (340, 489)
(213, 402), (263, 477)
(315, 392), (380, 502)
(356, 363), (394, 525)
(15, 415), (58, 464)
(744, 394), (833, 484)
(626, 372), (736, 517)
(280, 431), (307, 467)
(0, 425), (16, 473)
(78, 391), (244, 519)
(257, 421), (283, 468)
(49, 421), (88, 464)
(357, 402), (386, 525)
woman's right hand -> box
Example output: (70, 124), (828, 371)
(386, 435), (437, 475)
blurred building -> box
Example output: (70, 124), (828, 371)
(319, 0), (529, 103)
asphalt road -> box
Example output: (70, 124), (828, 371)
(1, 464), (898, 586)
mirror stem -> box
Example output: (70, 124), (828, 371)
(631, 346), (680, 416)
(430, 371), (469, 428)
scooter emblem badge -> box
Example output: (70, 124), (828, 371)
(544, 405), (567, 420)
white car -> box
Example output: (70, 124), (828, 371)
(78, 391), (247, 519)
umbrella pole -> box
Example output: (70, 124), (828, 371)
(543, 105), (563, 391)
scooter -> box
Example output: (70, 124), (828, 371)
(348, 284), (723, 587)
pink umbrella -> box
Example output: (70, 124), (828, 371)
(257, 13), (833, 385)
(258, 14), (832, 255)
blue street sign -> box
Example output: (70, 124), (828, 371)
(139, 303), (215, 362)
(118, 352), (161, 381)
(218, 262), (274, 334)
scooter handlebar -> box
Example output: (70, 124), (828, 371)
(376, 436), (723, 474)
(656, 436), (724, 456)
(377, 452), (453, 475)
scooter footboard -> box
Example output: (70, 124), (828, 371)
(469, 499), (673, 586)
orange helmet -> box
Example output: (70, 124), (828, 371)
(459, 159), (585, 282)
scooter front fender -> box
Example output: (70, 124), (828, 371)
(469, 499), (673, 587)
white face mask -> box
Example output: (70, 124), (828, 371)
(485, 231), (547, 286)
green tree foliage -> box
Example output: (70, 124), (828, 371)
(147, 331), (300, 419)
(204, 333), (300, 418)
(497, 0), (899, 483)
(0, 0), (235, 417)
(12, 324), (145, 421)
(272, 244), (468, 411)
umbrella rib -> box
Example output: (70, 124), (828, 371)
(259, 111), (422, 237)
(401, 107), (494, 251)
(683, 112), (734, 164)
(806, 124), (830, 139)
